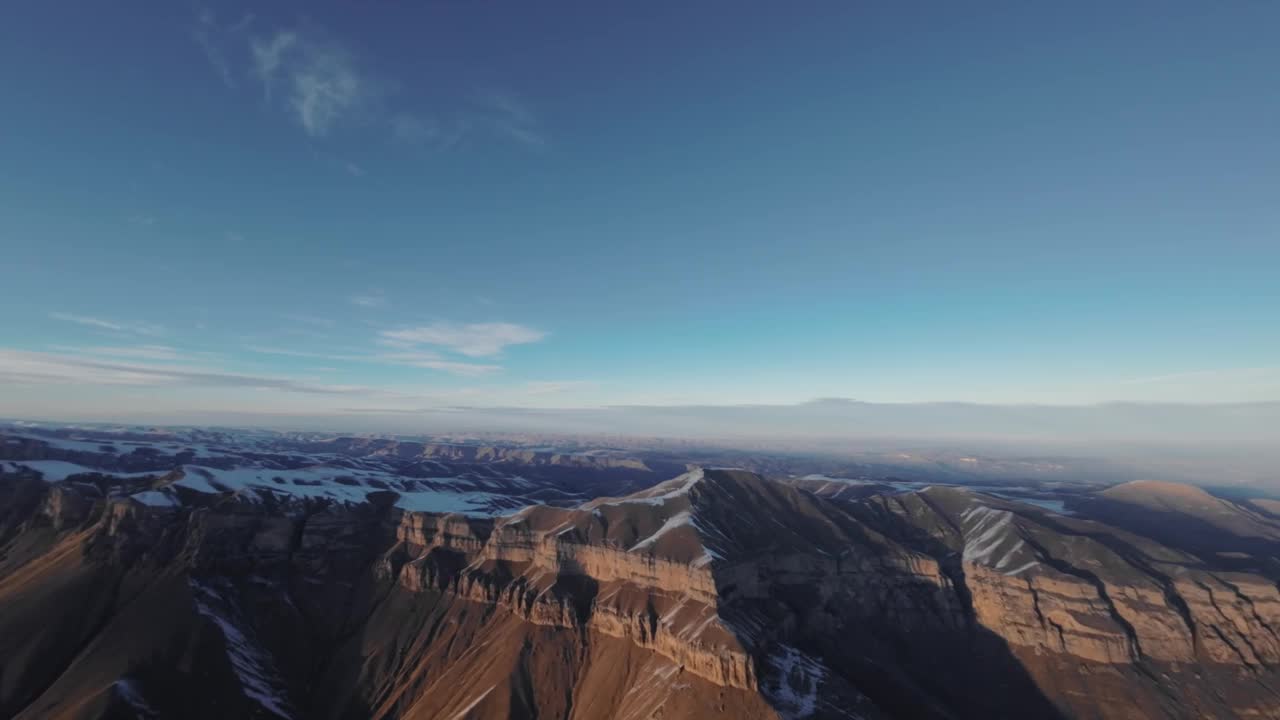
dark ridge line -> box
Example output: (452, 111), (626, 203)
(1021, 512), (1202, 646)
(1193, 578), (1262, 670)
(1019, 533), (1144, 662)
(1210, 571), (1280, 645)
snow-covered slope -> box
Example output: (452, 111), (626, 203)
(0, 424), (648, 516)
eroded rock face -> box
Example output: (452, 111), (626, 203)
(378, 501), (753, 690)
(3, 468), (1280, 720)
(852, 487), (1280, 718)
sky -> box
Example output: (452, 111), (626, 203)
(1, 1), (1278, 426)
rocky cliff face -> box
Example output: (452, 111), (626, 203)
(851, 486), (1280, 719)
(1, 466), (1278, 719)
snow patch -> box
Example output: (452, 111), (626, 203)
(130, 490), (180, 507)
(691, 547), (723, 568)
(800, 474), (867, 484)
(447, 685), (495, 720)
(7, 432), (122, 453)
(189, 578), (293, 719)
(763, 645), (826, 719)
(6, 460), (160, 482)
(600, 468), (704, 507)
(960, 505), (1016, 565)
(1004, 560), (1041, 576)
(629, 511), (693, 552)
(176, 465), (510, 516)
(4, 431), (242, 459)
(113, 678), (158, 718)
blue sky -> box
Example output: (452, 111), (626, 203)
(1, 1), (1278, 422)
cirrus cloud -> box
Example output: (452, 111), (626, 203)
(52, 345), (186, 362)
(0, 349), (377, 396)
(522, 380), (598, 395)
(380, 322), (546, 357)
(245, 345), (503, 377)
(374, 351), (502, 377)
(349, 291), (386, 308)
(251, 28), (373, 137)
(194, 12), (546, 150)
(50, 312), (165, 337)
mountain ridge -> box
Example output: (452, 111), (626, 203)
(3, 459), (1280, 718)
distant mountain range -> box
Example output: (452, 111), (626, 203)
(35, 399), (1275, 485)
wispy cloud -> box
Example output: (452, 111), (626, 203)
(523, 380), (596, 395)
(277, 313), (335, 328)
(50, 312), (164, 337)
(251, 31), (297, 99)
(251, 28), (374, 137)
(191, 12), (545, 152)
(349, 291), (386, 308)
(1121, 367), (1280, 385)
(471, 89), (546, 149)
(128, 214), (156, 227)
(195, 10), (234, 87)
(391, 113), (447, 146)
(245, 346), (342, 360)
(380, 322), (546, 357)
(245, 345), (503, 377)
(192, 7), (254, 88)
(393, 93), (547, 152)
(0, 349), (381, 396)
(53, 345), (185, 362)
(375, 351), (502, 377)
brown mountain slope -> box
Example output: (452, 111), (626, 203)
(1251, 498), (1280, 519)
(1102, 480), (1280, 538)
(1, 468), (1279, 719)
(1069, 479), (1280, 565)
(853, 486), (1280, 719)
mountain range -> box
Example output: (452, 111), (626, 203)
(2, 425), (1279, 719)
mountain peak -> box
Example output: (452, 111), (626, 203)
(1103, 479), (1216, 502)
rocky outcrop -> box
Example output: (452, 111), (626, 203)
(379, 504), (750, 689)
